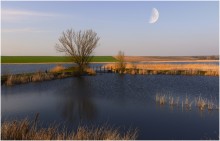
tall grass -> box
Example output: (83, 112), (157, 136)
(155, 94), (219, 111)
(50, 64), (65, 73)
(1, 117), (138, 140)
(5, 72), (55, 85)
(85, 68), (96, 75)
(4, 66), (97, 86)
(104, 63), (219, 76)
(5, 74), (31, 86)
(155, 93), (166, 105)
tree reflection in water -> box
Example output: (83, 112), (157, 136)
(58, 77), (97, 123)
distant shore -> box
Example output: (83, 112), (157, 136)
(1, 56), (219, 63)
(1, 60), (219, 64)
(139, 60), (219, 62)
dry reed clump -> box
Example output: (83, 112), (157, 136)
(104, 63), (219, 76)
(155, 93), (219, 111)
(85, 68), (96, 75)
(104, 63), (219, 71)
(57, 72), (67, 79)
(194, 96), (219, 111)
(1, 117), (138, 140)
(19, 74), (30, 83)
(50, 65), (65, 73)
(195, 96), (207, 111)
(5, 75), (15, 86)
(204, 70), (219, 76)
(155, 93), (166, 105)
(31, 72), (54, 82)
(5, 74), (31, 86)
(5, 72), (55, 86)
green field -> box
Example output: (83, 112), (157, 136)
(1, 56), (117, 63)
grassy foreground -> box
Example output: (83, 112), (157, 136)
(1, 56), (117, 63)
(1, 118), (138, 140)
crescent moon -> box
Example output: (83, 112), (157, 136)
(149, 8), (159, 24)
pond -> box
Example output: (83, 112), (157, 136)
(1, 73), (219, 140)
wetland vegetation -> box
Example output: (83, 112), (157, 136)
(1, 114), (137, 140)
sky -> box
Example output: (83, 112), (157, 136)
(1, 1), (219, 56)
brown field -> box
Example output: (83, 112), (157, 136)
(113, 56), (219, 62)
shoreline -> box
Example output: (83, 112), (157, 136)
(1, 60), (219, 64)
(139, 60), (219, 62)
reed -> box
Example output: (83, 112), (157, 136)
(104, 63), (219, 76)
(131, 69), (136, 75)
(176, 97), (180, 106)
(169, 96), (174, 106)
(5, 72), (56, 86)
(85, 68), (96, 75)
(32, 72), (43, 82)
(207, 100), (214, 110)
(155, 94), (161, 103)
(5, 74), (31, 85)
(32, 72), (54, 82)
(1, 118), (138, 140)
(5, 75), (14, 86)
(195, 96), (207, 111)
(185, 95), (189, 106)
(155, 93), (219, 112)
(155, 93), (166, 105)
(50, 65), (65, 73)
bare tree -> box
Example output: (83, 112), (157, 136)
(55, 29), (100, 74)
(115, 51), (126, 74)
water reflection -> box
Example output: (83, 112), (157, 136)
(58, 77), (97, 123)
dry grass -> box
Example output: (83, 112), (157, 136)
(195, 96), (207, 111)
(1, 117), (138, 140)
(5, 74), (31, 86)
(29, 72), (54, 82)
(105, 63), (219, 71)
(85, 68), (96, 75)
(155, 93), (166, 105)
(104, 63), (219, 76)
(3, 65), (97, 86)
(5, 72), (55, 86)
(114, 56), (219, 62)
(155, 94), (219, 111)
(50, 65), (65, 73)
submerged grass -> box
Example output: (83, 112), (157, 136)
(1, 117), (138, 140)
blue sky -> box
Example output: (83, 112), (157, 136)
(1, 1), (219, 56)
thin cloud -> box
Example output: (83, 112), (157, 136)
(2, 9), (60, 17)
(2, 28), (51, 33)
(2, 8), (63, 22)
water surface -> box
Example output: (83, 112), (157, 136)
(2, 74), (219, 140)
